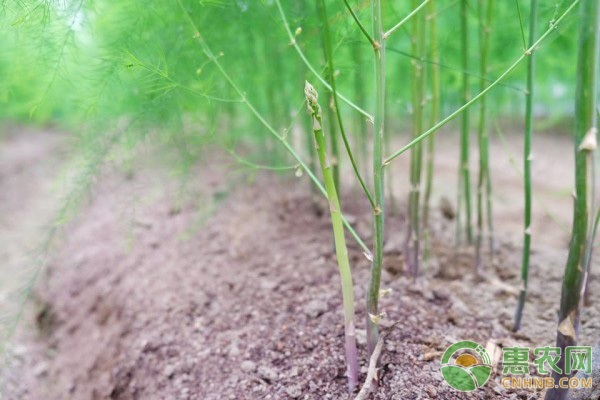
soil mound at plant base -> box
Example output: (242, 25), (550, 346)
(15, 169), (600, 400)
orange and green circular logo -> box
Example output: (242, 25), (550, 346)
(441, 340), (493, 392)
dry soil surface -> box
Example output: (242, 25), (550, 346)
(0, 127), (598, 400)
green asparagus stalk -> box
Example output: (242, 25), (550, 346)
(475, 0), (495, 273)
(406, 0), (426, 277)
(422, 0), (440, 259)
(546, 1), (599, 398)
(305, 81), (359, 391)
(513, 0), (537, 332)
(366, 0), (386, 358)
(352, 42), (370, 184)
(315, 0), (340, 193)
(456, 0), (473, 246)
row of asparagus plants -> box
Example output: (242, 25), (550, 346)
(301, 0), (598, 394)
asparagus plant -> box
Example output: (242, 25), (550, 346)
(514, 0), (537, 332)
(456, 0), (473, 246)
(422, 0), (440, 258)
(546, 1), (599, 398)
(315, 8), (341, 196)
(475, 0), (495, 272)
(366, 0), (386, 359)
(341, 0), (387, 358)
(406, 0), (426, 277)
(304, 81), (359, 391)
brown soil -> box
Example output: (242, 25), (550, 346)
(1, 127), (598, 400)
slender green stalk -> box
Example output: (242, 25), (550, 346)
(298, 0), (324, 211)
(514, 0), (527, 51)
(485, 137), (495, 255)
(315, 0), (340, 192)
(176, 0), (371, 256)
(326, 97), (341, 193)
(385, 96), (398, 215)
(317, 0), (375, 208)
(406, 0), (426, 277)
(475, 0), (494, 271)
(422, 0), (440, 259)
(342, 0), (376, 48)
(366, 0), (386, 358)
(305, 81), (359, 392)
(546, 1), (599, 398)
(456, 0), (473, 245)
(383, 0), (581, 165)
(301, 93), (321, 208)
(352, 42), (370, 187)
(514, 0), (537, 332)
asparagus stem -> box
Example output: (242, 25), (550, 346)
(305, 81), (359, 391)
(422, 0), (440, 259)
(514, 0), (537, 332)
(475, 0), (494, 272)
(406, 0), (426, 277)
(457, 0), (473, 245)
(514, 0), (527, 51)
(301, 92), (321, 207)
(545, 1), (599, 398)
(385, 98), (398, 215)
(352, 42), (370, 187)
(326, 95), (341, 194)
(315, 0), (340, 193)
(366, 0), (386, 358)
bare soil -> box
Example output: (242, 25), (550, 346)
(0, 127), (598, 400)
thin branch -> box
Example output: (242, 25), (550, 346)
(342, 0), (376, 48)
(386, 46), (527, 94)
(514, 0), (527, 51)
(383, 0), (431, 40)
(224, 146), (299, 171)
